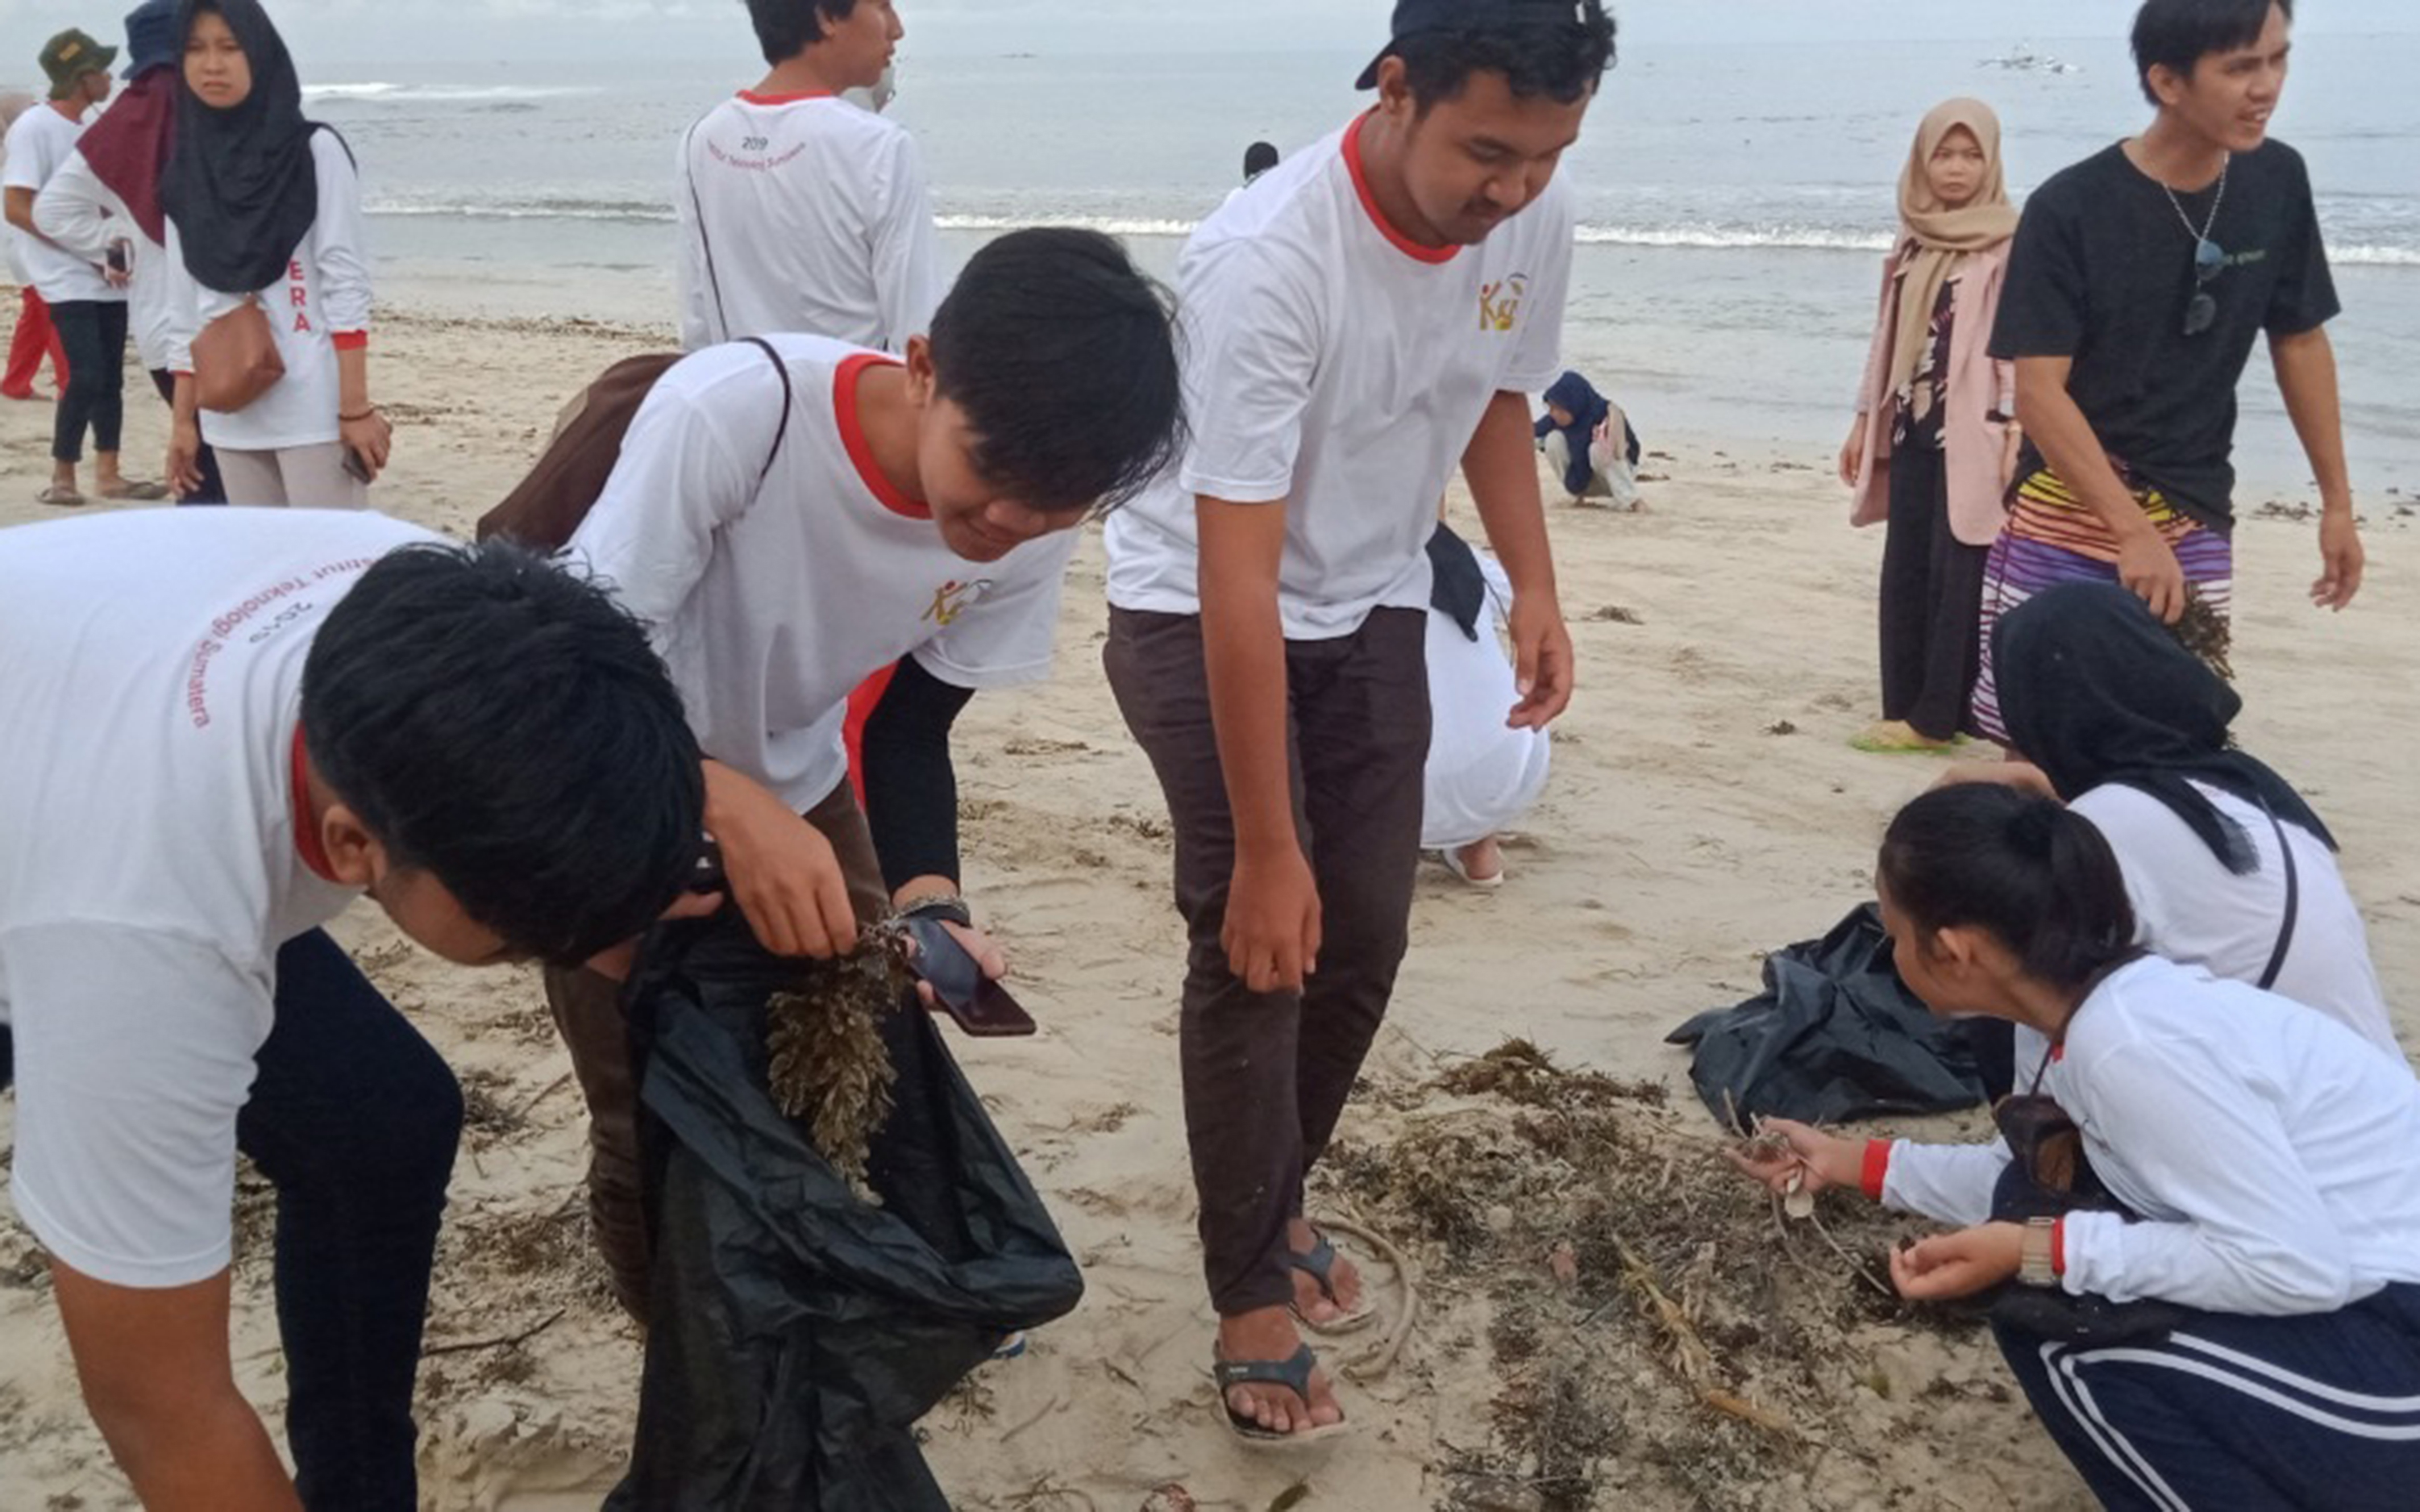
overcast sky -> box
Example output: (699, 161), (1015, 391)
(3, 0), (2413, 69)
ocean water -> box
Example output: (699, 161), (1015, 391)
(315, 36), (2420, 490)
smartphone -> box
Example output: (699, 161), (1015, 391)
(104, 241), (129, 276)
(341, 445), (374, 484)
(902, 915), (1037, 1038)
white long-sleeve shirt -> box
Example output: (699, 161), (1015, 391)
(162, 129), (371, 453)
(673, 91), (942, 354)
(34, 148), (172, 370)
(1877, 956), (2420, 1316)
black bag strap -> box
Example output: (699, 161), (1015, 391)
(740, 336), (792, 486)
(681, 116), (733, 344)
(2256, 801), (2301, 993)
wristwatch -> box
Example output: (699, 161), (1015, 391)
(897, 892), (973, 930)
(2019, 1217), (2061, 1289)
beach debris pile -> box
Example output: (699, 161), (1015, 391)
(1327, 1039), (1978, 1512)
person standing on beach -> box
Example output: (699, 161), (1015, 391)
(1972, 0), (2361, 743)
(2, 87), (75, 404)
(38, 0), (228, 505)
(160, 0), (390, 509)
(6, 28), (156, 507)
(1840, 99), (2020, 753)
(0, 509), (708, 1512)
(1101, 0), (1611, 1444)
(677, 0), (939, 353)
(539, 230), (1183, 1321)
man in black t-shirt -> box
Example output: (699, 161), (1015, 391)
(1972, 0), (2363, 742)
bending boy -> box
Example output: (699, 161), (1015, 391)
(550, 227), (1184, 1315)
(0, 509), (706, 1510)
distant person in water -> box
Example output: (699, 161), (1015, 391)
(1972, 0), (2361, 744)
(1533, 369), (1640, 509)
(1840, 98), (2020, 754)
(1242, 140), (1278, 186)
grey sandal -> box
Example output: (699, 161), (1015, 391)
(1289, 1232), (1378, 1335)
(1213, 1342), (1350, 1447)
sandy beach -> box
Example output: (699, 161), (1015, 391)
(2, 299), (2415, 1510)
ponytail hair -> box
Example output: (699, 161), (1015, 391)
(1878, 785), (2141, 993)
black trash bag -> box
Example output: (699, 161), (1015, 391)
(607, 911), (1084, 1510)
(1666, 903), (1986, 1129)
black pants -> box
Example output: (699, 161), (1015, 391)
(48, 299), (127, 465)
(1105, 606), (1432, 1317)
(1878, 445), (1991, 742)
(1, 930), (460, 1511)
(150, 368), (227, 505)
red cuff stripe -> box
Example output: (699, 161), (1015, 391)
(2052, 1217), (2067, 1278)
(331, 331), (369, 352)
(1861, 1139), (1893, 1201)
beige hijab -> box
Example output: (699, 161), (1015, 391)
(1886, 98), (2020, 403)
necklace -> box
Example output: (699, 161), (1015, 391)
(2159, 152), (2231, 246)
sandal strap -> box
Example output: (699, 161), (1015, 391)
(1288, 1234), (1343, 1299)
(1212, 1342), (1319, 1402)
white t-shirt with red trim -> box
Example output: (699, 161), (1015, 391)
(567, 334), (1077, 812)
(1873, 957), (2420, 1317)
(162, 130), (373, 455)
(1104, 115), (1574, 642)
(675, 91), (943, 355)
(0, 508), (436, 1289)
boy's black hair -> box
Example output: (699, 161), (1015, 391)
(1396, 1), (1618, 114)
(926, 226), (1186, 519)
(2132, 0), (2292, 106)
(1244, 141), (1280, 184)
(746, 0), (861, 67)
(1879, 785), (2143, 995)
(301, 542), (705, 968)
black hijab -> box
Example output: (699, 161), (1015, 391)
(1426, 523), (1486, 642)
(160, 0), (321, 293)
(1536, 371), (1612, 497)
(1992, 582), (2335, 873)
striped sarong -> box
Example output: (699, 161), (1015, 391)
(1970, 468), (2233, 744)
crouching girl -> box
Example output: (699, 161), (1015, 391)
(1738, 782), (2420, 1510)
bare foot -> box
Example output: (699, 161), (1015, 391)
(1216, 1306), (1343, 1435)
(1453, 837), (1505, 884)
(1286, 1217), (1363, 1324)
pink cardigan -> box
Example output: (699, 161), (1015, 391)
(1850, 240), (2016, 548)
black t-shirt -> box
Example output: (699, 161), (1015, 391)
(1990, 139), (2339, 530)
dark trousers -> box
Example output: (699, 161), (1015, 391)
(48, 299), (127, 465)
(1105, 606), (1431, 1317)
(3, 285), (68, 398)
(1997, 1284), (2420, 1510)
(1878, 445), (1990, 742)
(0, 929), (460, 1512)
(151, 368), (227, 505)
(543, 779), (892, 1320)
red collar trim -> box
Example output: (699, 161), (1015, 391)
(290, 726), (338, 884)
(833, 353), (930, 520)
(1342, 111), (1460, 266)
(2049, 1042), (2067, 1063)
(737, 89), (834, 106)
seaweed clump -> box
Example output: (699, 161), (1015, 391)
(766, 917), (912, 1190)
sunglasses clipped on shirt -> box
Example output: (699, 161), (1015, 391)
(2184, 236), (2227, 338)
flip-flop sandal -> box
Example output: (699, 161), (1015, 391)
(35, 486), (85, 509)
(1438, 846), (1506, 890)
(1213, 1342), (1350, 1448)
(1288, 1232), (1378, 1335)
(1848, 721), (1964, 756)
(990, 1330), (1029, 1361)
(101, 480), (169, 501)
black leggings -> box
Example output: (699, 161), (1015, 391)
(150, 368), (227, 505)
(48, 299), (127, 465)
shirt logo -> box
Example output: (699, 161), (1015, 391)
(1480, 274), (1530, 333)
(924, 579), (995, 627)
